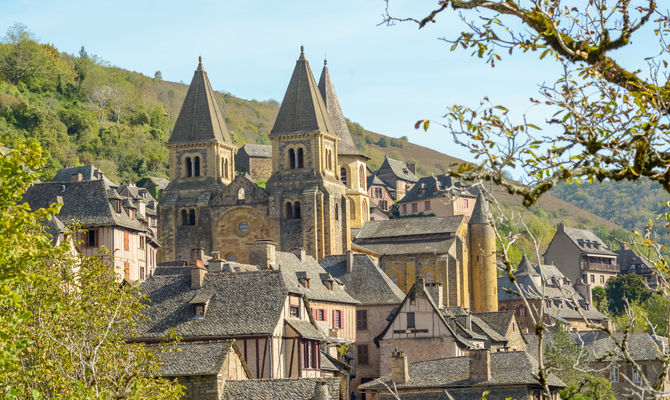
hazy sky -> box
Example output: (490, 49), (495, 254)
(0, 1), (655, 163)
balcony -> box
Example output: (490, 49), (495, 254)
(581, 261), (619, 273)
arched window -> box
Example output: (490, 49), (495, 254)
(362, 199), (368, 221)
(349, 198), (356, 220)
(335, 203), (339, 221)
(181, 209), (188, 225)
(237, 188), (245, 204)
(194, 157), (201, 177)
(185, 157), (192, 177)
(293, 202), (301, 219)
(224, 159), (229, 179)
(340, 167), (347, 186)
(286, 202), (293, 219)
(188, 209), (196, 225)
(297, 148), (304, 168)
(289, 149), (296, 169)
(424, 271), (434, 283)
(359, 165), (365, 189)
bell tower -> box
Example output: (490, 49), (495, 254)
(469, 191), (498, 312)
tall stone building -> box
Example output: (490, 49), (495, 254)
(469, 191), (498, 313)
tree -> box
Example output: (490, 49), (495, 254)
(591, 286), (607, 313)
(605, 273), (653, 316)
(0, 143), (182, 398)
(154, 70), (163, 80)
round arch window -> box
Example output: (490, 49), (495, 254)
(238, 221), (250, 234)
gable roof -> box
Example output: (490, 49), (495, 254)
(157, 340), (249, 377)
(356, 216), (464, 240)
(573, 331), (666, 362)
(168, 58), (232, 145)
(616, 248), (655, 274)
(378, 157), (418, 183)
(317, 61), (364, 157)
(558, 224), (616, 256)
(222, 378), (340, 400)
(137, 270), (289, 339)
(240, 143), (272, 158)
(469, 191), (491, 225)
(51, 165), (118, 187)
(320, 253), (405, 305)
(271, 47), (336, 136)
(399, 175), (477, 203)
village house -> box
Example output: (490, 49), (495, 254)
(544, 223), (619, 289)
(366, 174), (394, 214)
(397, 174), (478, 219)
(372, 157), (418, 200)
(616, 247), (660, 289)
(498, 255), (610, 333)
(137, 176), (169, 201)
(359, 349), (565, 400)
(21, 165), (159, 282)
(235, 143), (273, 181)
(321, 252), (406, 399)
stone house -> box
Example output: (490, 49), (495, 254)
(22, 168), (159, 282)
(235, 143), (272, 181)
(367, 175), (394, 214)
(373, 157), (418, 200)
(616, 248), (660, 289)
(397, 174), (478, 219)
(373, 277), (526, 376)
(137, 176), (169, 201)
(498, 255), (610, 333)
(359, 349), (565, 400)
(544, 223), (619, 288)
(320, 252), (406, 399)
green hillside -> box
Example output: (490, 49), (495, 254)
(0, 25), (642, 263)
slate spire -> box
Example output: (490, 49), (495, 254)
(168, 57), (232, 145)
(271, 46), (336, 136)
(470, 190), (492, 225)
(517, 253), (539, 276)
(317, 59), (361, 155)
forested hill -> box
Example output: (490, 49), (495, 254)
(0, 25), (641, 260)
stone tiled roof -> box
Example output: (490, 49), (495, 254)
(168, 58), (232, 145)
(573, 331), (666, 362)
(137, 176), (169, 191)
(367, 174), (391, 189)
(321, 253), (405, 305)
(271, 47), (336, 137)
(379, 393), (454, 400)
(22, 180), (146, 232)
(157, 340), (240, 377)
(359, 351), (565, 390)
(616, 249), (654, 274)
(399, 175), (477, 203)
(378, 157), (418, 183)
(51, 165), (118, 187)
(474, 312), (515, 338)
(285, 318), (325, 340)
(240, 143), (272, 158)
(221, 378), (340, 400)
(354, 238), (456, 256)
(469, 191), (491, 225)
(274, 252), (359, 305)
(137, 270), (288, 339)
(379, 390), (531, 400)
(356, 216), (464, 240)
(317, 61), (363, 157)
(560, 225), (616, 256)
(43, 215), (66, 245)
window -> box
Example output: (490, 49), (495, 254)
(139, 235), (145, 250)
(424, 271), (434, 283)
(546, 300), (552, 309)
(418, 187), (423, 194)
(290, 306), (300, 318)
(411, 203), (418, 213)
(194, 156), (200, 177)
(303, 341), (319, 369)
(350, 198), (356, 220)
(314, 309), (326, 321)
(632, 367), (641, 383)
(182, 209), (188, 225)
(359, 165), (365, 189)
(356, 310), (368, 331)
(286, 202), (294, 219)
(600, 275), (605, 284)
(289, 148), (296, 169)
(424, 200), (431, 211)
(463, 198), (469, 208)
(293, 202), (301, 219)
(380, 200), (388, 210)
(374, 187), (382, 198)
(335, 203), (339, 220)
(237, 187), (245, 204)
(610, 365), (619, 382)
(590, 274), (595, 283)
(357, 344), (369, 366)
(115, 199), (122, 213)
(406, 312), (415, 329)
(124, 232), (129, 251)
(297, 148), (304, 168)
(238, 221), (249, 234)
(86, 229), (97, 247)
(402, 204), (407, 214)
(188, 209), (196, 225)
(185, 157), (192, 177)
(341, 167), (347, 186)
(224, 158), (229, 179)
(362, 199), (368, 221)
(333, 310), (342, 329)
(194, 304), (205, 317)
(140, 266), (145, 281)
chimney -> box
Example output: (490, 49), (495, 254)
(191, 266), (207, 289)
(211, 251), (221, 260)
(250, 240), (276, 268)
(391, 349), (409, 384)
(192, 248), (205, 267)
(469, 349), (491, 382)
(346, 250), (355, 273)
(426, 282), (443, 307)
(416, 276), (425, 291)
(298, 248), (307, 262)
(97, 171), (104, 180)
(313, 380), (330, 400)
(406, 162), (416, 175)
(557, 222), (565, 232)
(72, 173), (83, 182)
(208, 251), (224, 272)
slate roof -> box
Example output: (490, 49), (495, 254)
(573, 331), (666, 362)
(157, 340), (240, 377)
(355, 216), (464, 240)
(317, 60), (363, 157)
(474, 312), (515, 338)
(285, 318), (325, 340)
(137, 270), (289, 339)
(469, 191), (491, 225)
(359, 351), (565, 390)
(51, 165), (118, 187)
(616, 249), (655, 275)
(22, 180), (147, 232)
(240, 143), (272, 158)
(560, 225), (616, 256)
(367, 174), (391, 189)
(320, 253), (405, 305)
(168, 58), (232, 145)
(354, 238), (456, 256)
(378, 157), (418, 183)
(137, 176), (169, 191)
(43, 215), (66, 245)
(271, 47), (336, 137)
(399, 175), (477, 203)
(274, 252), (359, 305)
(222, 378), (340, 400)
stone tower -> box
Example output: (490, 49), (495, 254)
(158, 57), (236, 262)
(318, 60), (371, 229)
(266, 47), (351, 260)
(469, 191), (498, 312)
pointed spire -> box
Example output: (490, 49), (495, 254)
(470, 190), (492, 225)
(517, 253), (538, 276)
(168, 58), (232, 145)
(318, 59), (362, 156)
(271, 47), (336, 136)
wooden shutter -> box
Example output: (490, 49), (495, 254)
(124, 232), (129, 251)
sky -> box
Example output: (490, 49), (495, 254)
(0, 0), (658, 164)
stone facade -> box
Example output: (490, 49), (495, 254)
(235, 144), (272, 181)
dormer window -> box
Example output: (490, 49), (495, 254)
(128, 209), (135, 220)
(115, 200), (122, 213)
(577, 239), (584, 247)
(433, 186), (438, 192)
(190, 293), (212, 318)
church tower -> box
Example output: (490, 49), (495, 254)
(266, 47), (350, 259)
(469, 191), (498, 312)
(158, 57), (236, 262)
(318, 60), (371, 229)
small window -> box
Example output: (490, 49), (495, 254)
(610, 365), (619, 382)
(424, 200), (431, 211)
(314, 309), (326, 321)
(194, 156), (200, 177)
(139, 235), (145, 250)
(140, 266), (145, 281)
(290, 306), (300, 318)
(185, 157), (192, 177)
(115, 200), (122, 213)
(357, 344), (369, 366)
(632, 368), (641, 383)
(359, 165), (365, 189)
(356, 310), (368, 331)
(333, 310), (342, 329)
(463, 198), (468, 208)
(350, 198), (356, 220)
(297, 148), (304, 168)
(402, 204), (407, 214)
(375, 187), (382, 198)
(237, 187), (245, 204)
(124, 232), (129, 251)
(87, 229), (97, 247)
(546, 300), (552, 309)
(181, 209), (188, 226)
(286, 202), (294, 219)
(194, 304), (205, 317)
(238, 221), (249, 234)
(188, 209), (196, 226)
(289, 148), (296, 169)
(590, 274), (595, 283)
(600, 275), (605, 284)
(341, 167), (347, 186)
(224, 158), (229, 179)
(433, 186), (438, 192)
(293, 202), (301, 219)
(406, 312), (415, 329)
(335, 203), (339, 221)
(411, 203), (418, 213)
